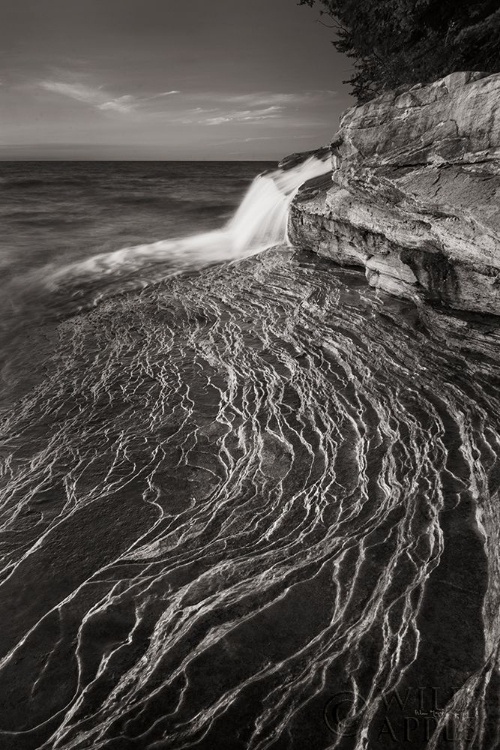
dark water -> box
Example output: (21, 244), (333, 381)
(0, 160), (272, 305)
(1, 162), (500, 750)
(0, 161), (272, 389)
(0, 161), (270, 269)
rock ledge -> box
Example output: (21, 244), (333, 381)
(289, 72), (500, 352)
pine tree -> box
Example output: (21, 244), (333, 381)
(300, 0), (500, 102)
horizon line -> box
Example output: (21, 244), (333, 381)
(0, 157), (281, 163)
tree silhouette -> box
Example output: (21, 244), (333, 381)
(300, 0), (500, 102)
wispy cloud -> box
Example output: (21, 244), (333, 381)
(202, 91), (337, 107)
(205, 105), (283, 125)
(36, 81), (335, 130)
(39, 80), (179, 114)
(147, 90), (181, 101)
(40, 82), (132, 112)
(183, 90), (337, 126)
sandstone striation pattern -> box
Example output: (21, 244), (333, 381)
(289, 71), (500, 351)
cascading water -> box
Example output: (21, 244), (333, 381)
(2, 153), (499, 750)
(46, 154), (332, 289)
(227, 155), (332, 252)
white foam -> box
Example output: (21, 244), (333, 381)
(46, 154), (332, 289)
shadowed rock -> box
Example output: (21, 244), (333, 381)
(289, 71), (500, 353)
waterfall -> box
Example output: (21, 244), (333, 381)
(46, 154), (332, 289)
(227, 155), (332, 252)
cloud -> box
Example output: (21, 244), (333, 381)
(39, 81), (180, 114)
(148, 90), (180, 100)
(224, 93), (311, 107)
(97, 95), (136, 113)
(201, 90), (337, 107)
(37, 83), (333, 125)
(180, 90), (338, 126)
(36, 83), (335, 127)
(204, 105), (283, 125)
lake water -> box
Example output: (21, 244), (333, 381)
(0, 160), (499, 750)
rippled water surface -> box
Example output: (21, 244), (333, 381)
(1, 162), (500, 750)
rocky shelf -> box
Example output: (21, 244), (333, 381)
(289, 71), (500, 355)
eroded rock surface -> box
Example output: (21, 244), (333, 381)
(289, 72), (500, 348)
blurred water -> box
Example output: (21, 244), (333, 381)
(0, 161), (272, 276)
(0, 161), (273, 385)
(1, 159), (500, 750)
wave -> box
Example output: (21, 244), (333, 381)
(43, 154), (332, 292)
(0, 177), (97, 190)
(0, 245), (497, 749)
(0, 178), (47, 189)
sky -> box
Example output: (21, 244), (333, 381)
(0, 0), (354, 160)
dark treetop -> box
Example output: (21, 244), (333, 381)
(300, 0), (500, 102)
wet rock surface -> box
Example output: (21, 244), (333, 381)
(1, 249), (500, 749)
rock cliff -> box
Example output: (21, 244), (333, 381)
(289, 71), (500, 352)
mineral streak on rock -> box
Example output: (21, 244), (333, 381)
(2, 101), (500, 750)
(1, 248), (500, 750)
(289, 71), (500, 350)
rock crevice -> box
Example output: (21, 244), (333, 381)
(289, 71), (500, 349)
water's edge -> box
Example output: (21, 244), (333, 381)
(1, 157), (499, 750)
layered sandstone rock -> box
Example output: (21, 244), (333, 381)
(289, 72), (500, 340)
